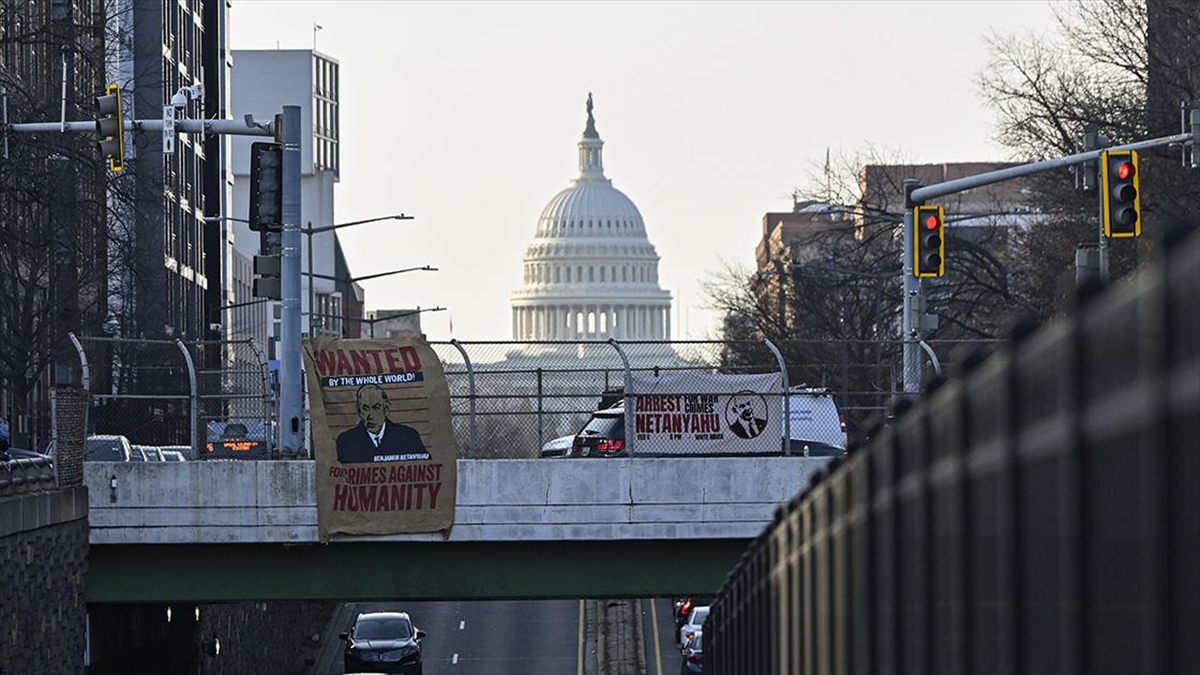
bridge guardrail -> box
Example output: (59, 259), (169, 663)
(704, 225), (1200, 675)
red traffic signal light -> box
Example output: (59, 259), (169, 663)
(1101, 150), (1140, 238)
(913, 205), (945, 278)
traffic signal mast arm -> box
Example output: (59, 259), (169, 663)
(7, 117), (275, 137)
(909, 131), (1194, 205)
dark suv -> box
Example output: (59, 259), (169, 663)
(341, 611), (425, 674)
(567, 403), (627, 458)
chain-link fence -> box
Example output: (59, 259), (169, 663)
(66, 334), (271, 458)
(428, 338), (1004, 458)
(426, 339), (915, 458)
(48, 335), (995, 461)
(195, 339), (273, 460)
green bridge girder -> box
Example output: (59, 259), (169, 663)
(87, 538), (750, 603)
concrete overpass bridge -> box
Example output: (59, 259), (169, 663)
(85, 457), (830, 603)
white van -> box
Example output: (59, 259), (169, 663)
(785, 387), (847, 456)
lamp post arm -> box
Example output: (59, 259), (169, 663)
(301, 266), (437, 283)
(303, 214), (414, 235)
(350, 266), (437, 283)
(368, 307), (447, 323)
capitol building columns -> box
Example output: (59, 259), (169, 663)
(510, 300), (671, 340)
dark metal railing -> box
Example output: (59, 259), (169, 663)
(704, 225), (1200, 675)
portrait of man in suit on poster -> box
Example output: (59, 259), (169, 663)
(336, 384), (430, 464)
(726, 391), (769, 440)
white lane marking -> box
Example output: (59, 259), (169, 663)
(452, 653), (459, 665)
(459, 620), (466, 630)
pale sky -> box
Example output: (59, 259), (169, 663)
(229, 0), (1059, 341)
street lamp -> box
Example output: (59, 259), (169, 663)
(309, 306), (448, 338)
(304, 266), (438, 337)
(303, 214), (414, 334)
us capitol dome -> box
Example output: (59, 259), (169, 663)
(510, 95), (672, 342)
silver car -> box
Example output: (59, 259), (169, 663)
(540, 434), (575, 458)
(678, 605), (709, 646)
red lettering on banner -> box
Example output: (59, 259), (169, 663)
(314, 350), (338, 377)
(637, 395), (682, 413)
(332, 481), (444, 512)
(400, 346), (421, 371)
(636, 413), (722, 434)
(311, 347), (427, 378)
(348, 350), (370, 374)
(386, 349), (403, 372)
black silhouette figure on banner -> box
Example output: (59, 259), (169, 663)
(726, 392), (769, 440)
(336, 384), (429, 463)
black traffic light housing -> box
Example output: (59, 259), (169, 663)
(913, 205), (945, 278)
(249, 142), (283, 232)
(249, 142), (284, 300)
(94, 83), (124, 172)
(1101, 149), (1141, 238)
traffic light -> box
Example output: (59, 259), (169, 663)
(249, 142), (283, 300)
(252, 253), (281, 300)
(94, 83), (124, 172)
(248, 142), (283, 232)
(1101, 150), (1141, 238)
(913, 205), (945, 278)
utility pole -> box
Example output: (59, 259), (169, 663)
(278, 106), (303, 457)
(1075, 123), (1110, 285)
(901, 179), (923, 396)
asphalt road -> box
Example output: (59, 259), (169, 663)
(639, 599), (687, 675)
(314, 599), (585, 675)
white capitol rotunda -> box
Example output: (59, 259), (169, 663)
(510, 95), (672, 342)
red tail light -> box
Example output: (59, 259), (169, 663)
(678, 599), (693, 617)
(596, 438), (625, 452)
(839, 414), (847, 432)
(687, 654), (702, 664)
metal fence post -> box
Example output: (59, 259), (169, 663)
(176, 339), (199, 453)
(68, 332), (90, 396)
(606, 338), (633, 455)
(536, 367), (545, 451)
(243, 337), (272, 458)
(763, 338), (790, 455)
(449, 339), (478, 454)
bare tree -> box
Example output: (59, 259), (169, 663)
(704, 143), (1033, 430)
(978, 0), (1199, 318)
(0, 0), (144, 447)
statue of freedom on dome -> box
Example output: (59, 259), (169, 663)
(584, 92), (598, 138)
